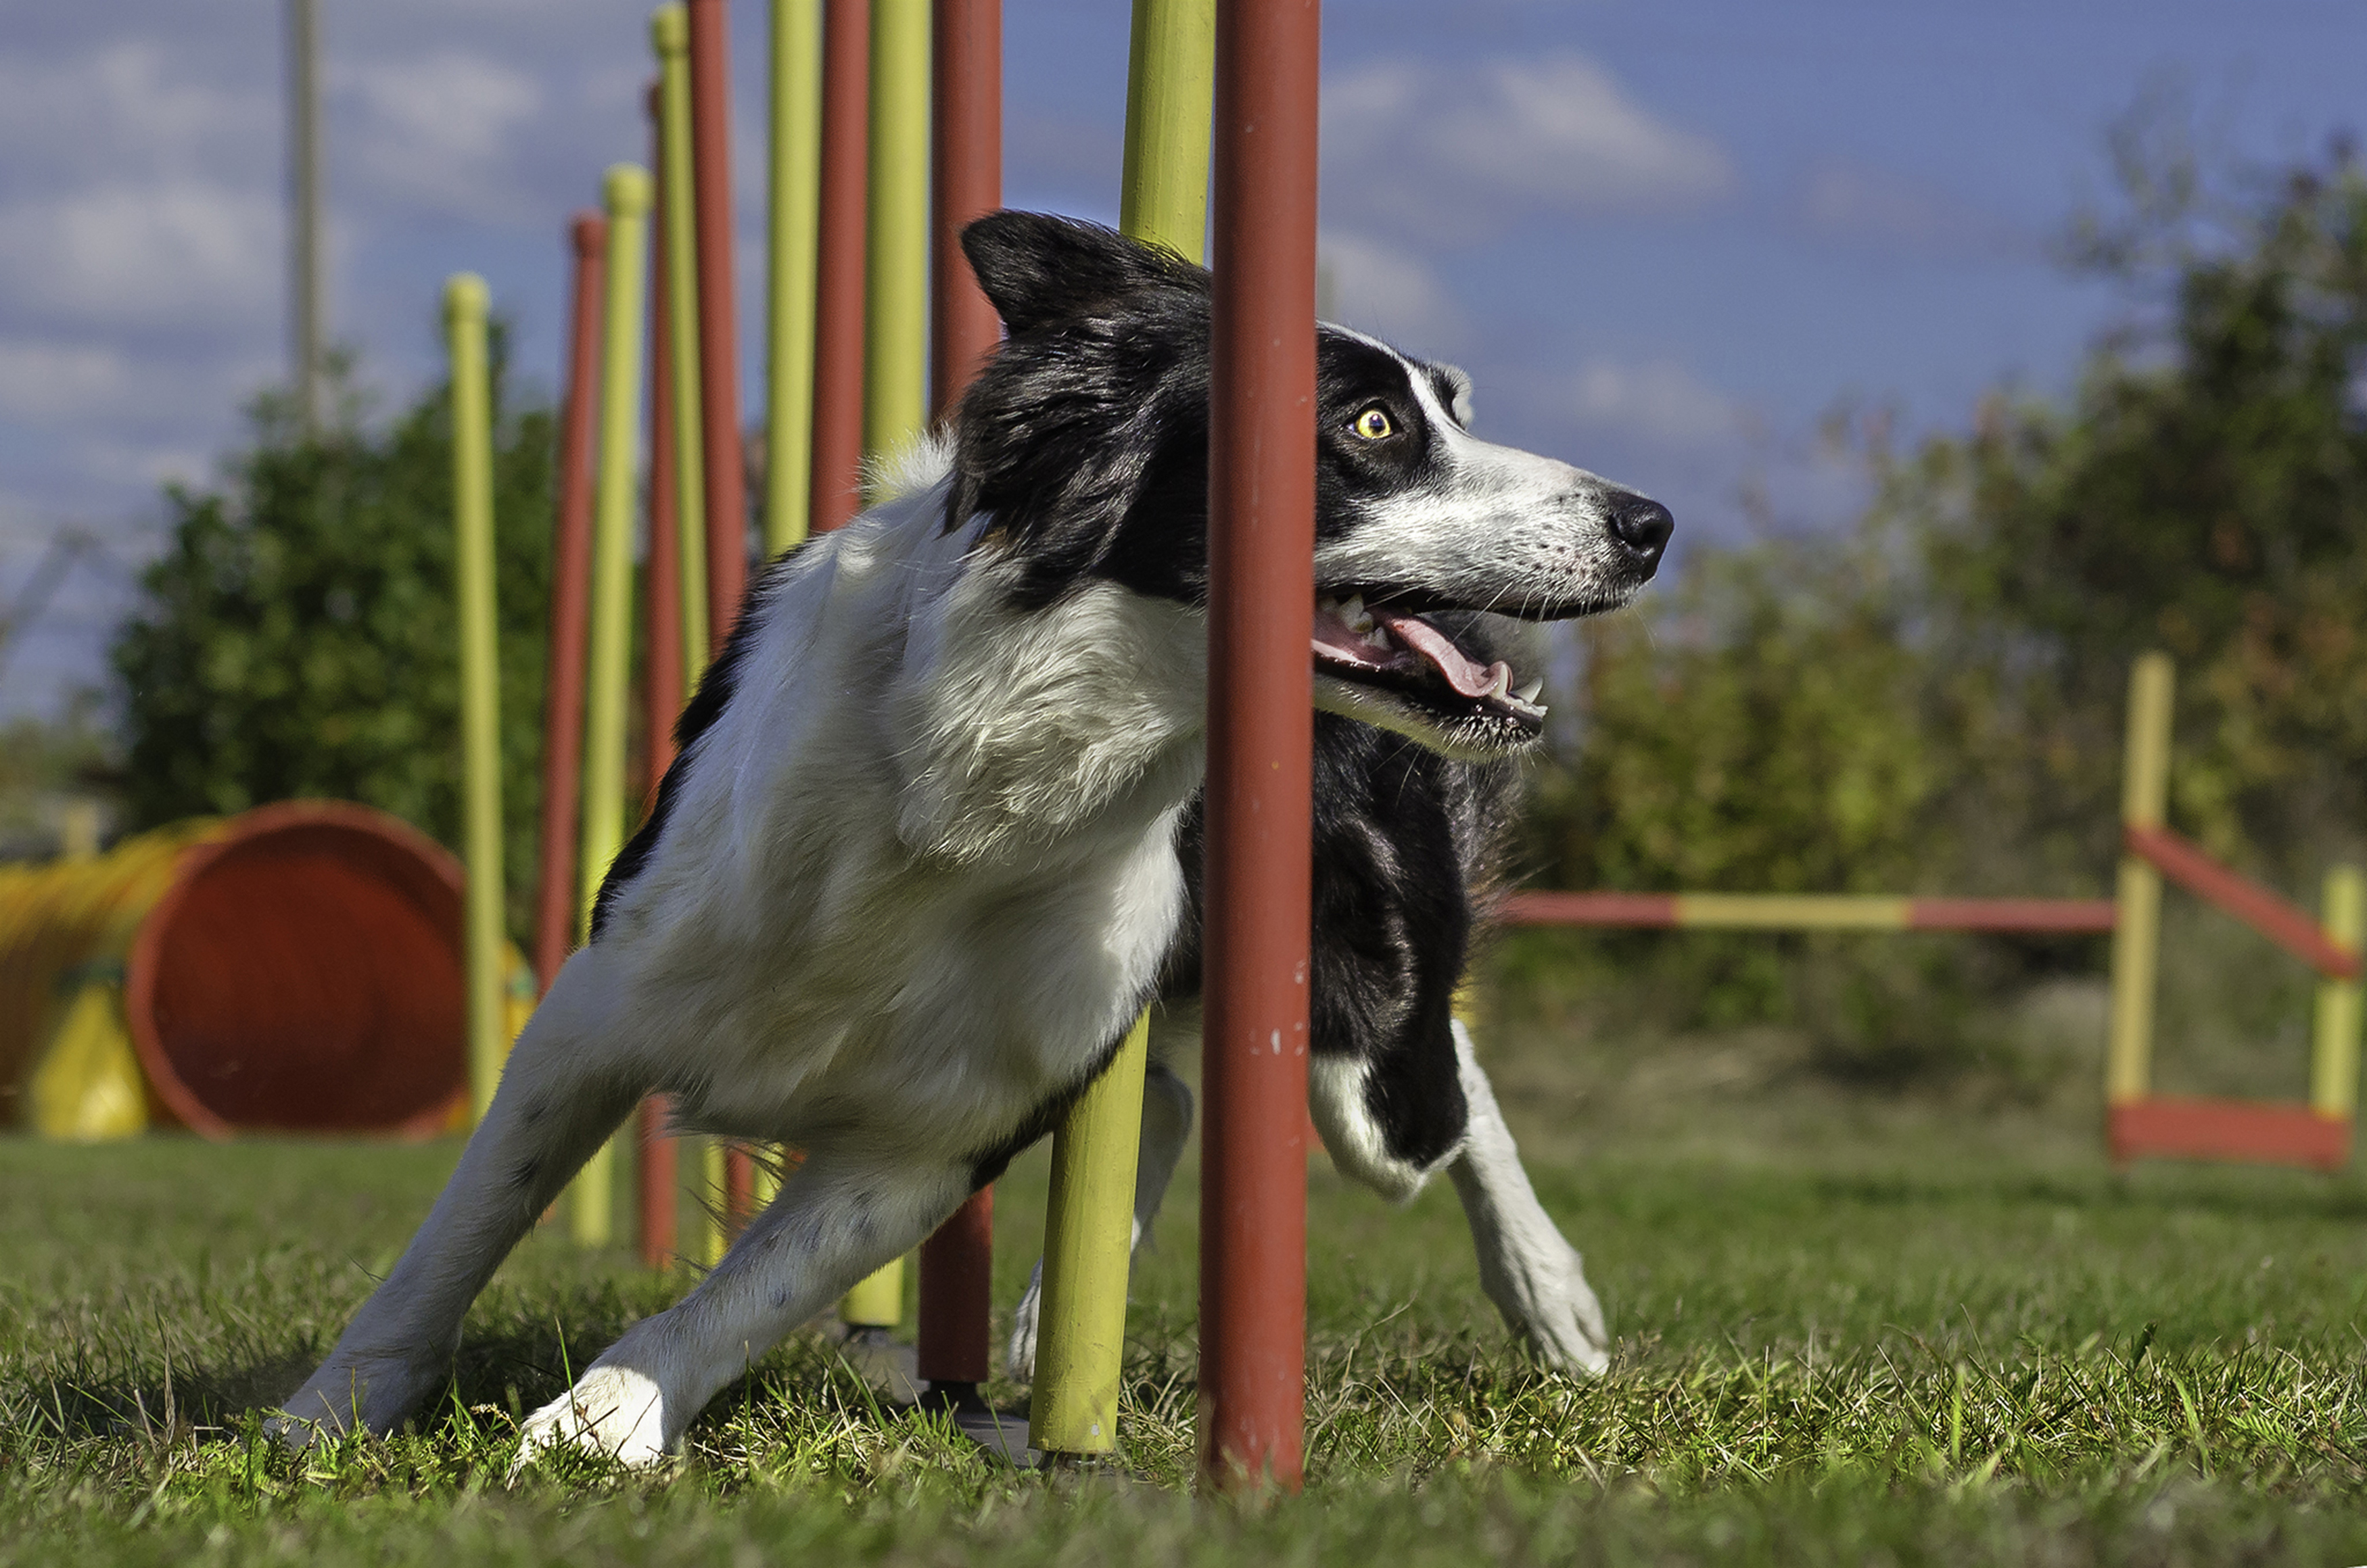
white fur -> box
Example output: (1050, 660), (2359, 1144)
(276, 450), (1211, 1465)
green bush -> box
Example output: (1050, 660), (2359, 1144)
(112, 343), (556, 939)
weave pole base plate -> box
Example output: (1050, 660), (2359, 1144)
(2109, 1097), (2351, 1171)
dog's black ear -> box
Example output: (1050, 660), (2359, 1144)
(961, 211), (1205, 335)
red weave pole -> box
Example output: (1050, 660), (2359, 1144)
(1200, 0), (1319, 1494)
(2125, 826), (2360, 978)
(685, 0), (759, 1227)
(530, 213), (605, 999)
(808, 0), (870, 533)
(638, 83), (683, 1270)
(686, 0), (749, 638)
(912, 0), (1003, 1394)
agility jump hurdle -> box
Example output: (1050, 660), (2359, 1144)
(1503, 650), (2365, 1172)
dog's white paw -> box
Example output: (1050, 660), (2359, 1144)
(1003, 1258), (1044, 1381)
(512, 1364), (673, 1473)
(269, 1349), (450, 1446)
(1490, 1233), (1611, 1377)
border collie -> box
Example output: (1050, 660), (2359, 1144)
(273, 213), (1670, 1465)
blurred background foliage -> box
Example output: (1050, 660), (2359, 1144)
(75, 143), (2367, 1092)
(110, 329), (555, 939)
(1515, 140), (2367, 1087)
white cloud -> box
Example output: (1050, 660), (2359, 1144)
(1318, 231), (1461, 347)
(1569, 358), (1743, 450)
(0, 41), (273, 187)
(339, 51), (545, 216)
(0, 183), (281, 331)
(1800, 162), (2023, 256)
(1324, 55), (1734, 239)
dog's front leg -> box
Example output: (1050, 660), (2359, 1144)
(272, 953), (645, 1443)
(1445, 1019), (1610, 1375)
(1004, 1058), (1193, 1380)
(516, 1151), (974, 1468)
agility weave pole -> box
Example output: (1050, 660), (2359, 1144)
(637, 80), (686, 1270)
(833, 0), (933, 1339)
(1018, 0), (1217, 1466)
(567, 166), (653, 1245)
(910, 0), (1004, 1406)
(530, 217), (604, 1022)
(652, 3), (745, 1266)
(444, 274), (508, 1126)
(767, 0), (822, 556)
(808, 0), (870, 536)
(1200, 0), (1321, 1491)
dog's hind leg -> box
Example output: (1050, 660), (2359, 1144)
(1445, 1018), (1610, 1375)
(517, 1149), (975, 1467)
(271, 951), (647, 1443)
(1003, 1055), (1193, 1380)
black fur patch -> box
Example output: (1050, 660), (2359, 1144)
(1162, 692), (1524, 1174)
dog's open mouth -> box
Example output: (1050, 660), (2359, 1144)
(1312, 594), (1546, 734)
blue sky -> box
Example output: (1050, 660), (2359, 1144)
(3, 0), (2362, 719)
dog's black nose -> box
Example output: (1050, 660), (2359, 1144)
(1610, 496), (1673, 567)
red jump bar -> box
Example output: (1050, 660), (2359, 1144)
(2109, 1097), (2352, 1171)
(2124, 826), (2360, 979)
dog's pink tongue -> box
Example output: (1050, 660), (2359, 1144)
(1372, 609), (1507, 699)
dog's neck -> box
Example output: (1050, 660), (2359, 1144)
(889, 533), (1209, 868)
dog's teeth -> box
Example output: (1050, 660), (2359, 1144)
(1317, 596), (1340, 617)
(1342, 594), (1374, 635)
(1514, 678), (1543, 705)
(1484, 666), (1511, 700)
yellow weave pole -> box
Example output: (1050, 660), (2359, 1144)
(1031, 1011), (1153, 1454)
(2312, 865), (2364, 1120)
(445, 273), (508, 1126)
(2105, 652), (2173, 1108)
(753, 0), (822, 1218)
(766, 0), (822, 556)
(1029, 0), (1213, 1459)
(834, 0), (932, 1331)
(565, 165), (653, 1246)
(655, 3), (711, 674)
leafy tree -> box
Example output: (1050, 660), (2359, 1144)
(1521, 137), (2367, 1075)
(113, 342), (555, 937)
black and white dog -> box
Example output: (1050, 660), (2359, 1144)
(275, 213), (1670, 1464)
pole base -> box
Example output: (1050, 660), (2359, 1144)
(914, 1379), (1041, 1467)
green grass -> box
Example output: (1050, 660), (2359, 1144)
(8, 1018), (2367, 1565)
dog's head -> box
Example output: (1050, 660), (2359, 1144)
(952, 212), (1670, 759)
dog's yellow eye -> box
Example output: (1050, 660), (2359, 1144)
(1351, 406), (1394, 440)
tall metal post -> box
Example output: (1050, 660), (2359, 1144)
(1200, 0), (1318, 1492)
(532, 216), (607, 1007)
(570, 166), (654, 1247)
(2312, 866), (2364, 1124)
(768, 0), (824, 554)
(654, 9), (713, 674)
(914, 0), (1005, 1404)
(810, 0), (871, 533)
(287, 0), (325, 429)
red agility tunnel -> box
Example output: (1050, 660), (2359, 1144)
(123, 801), (476, 1139)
